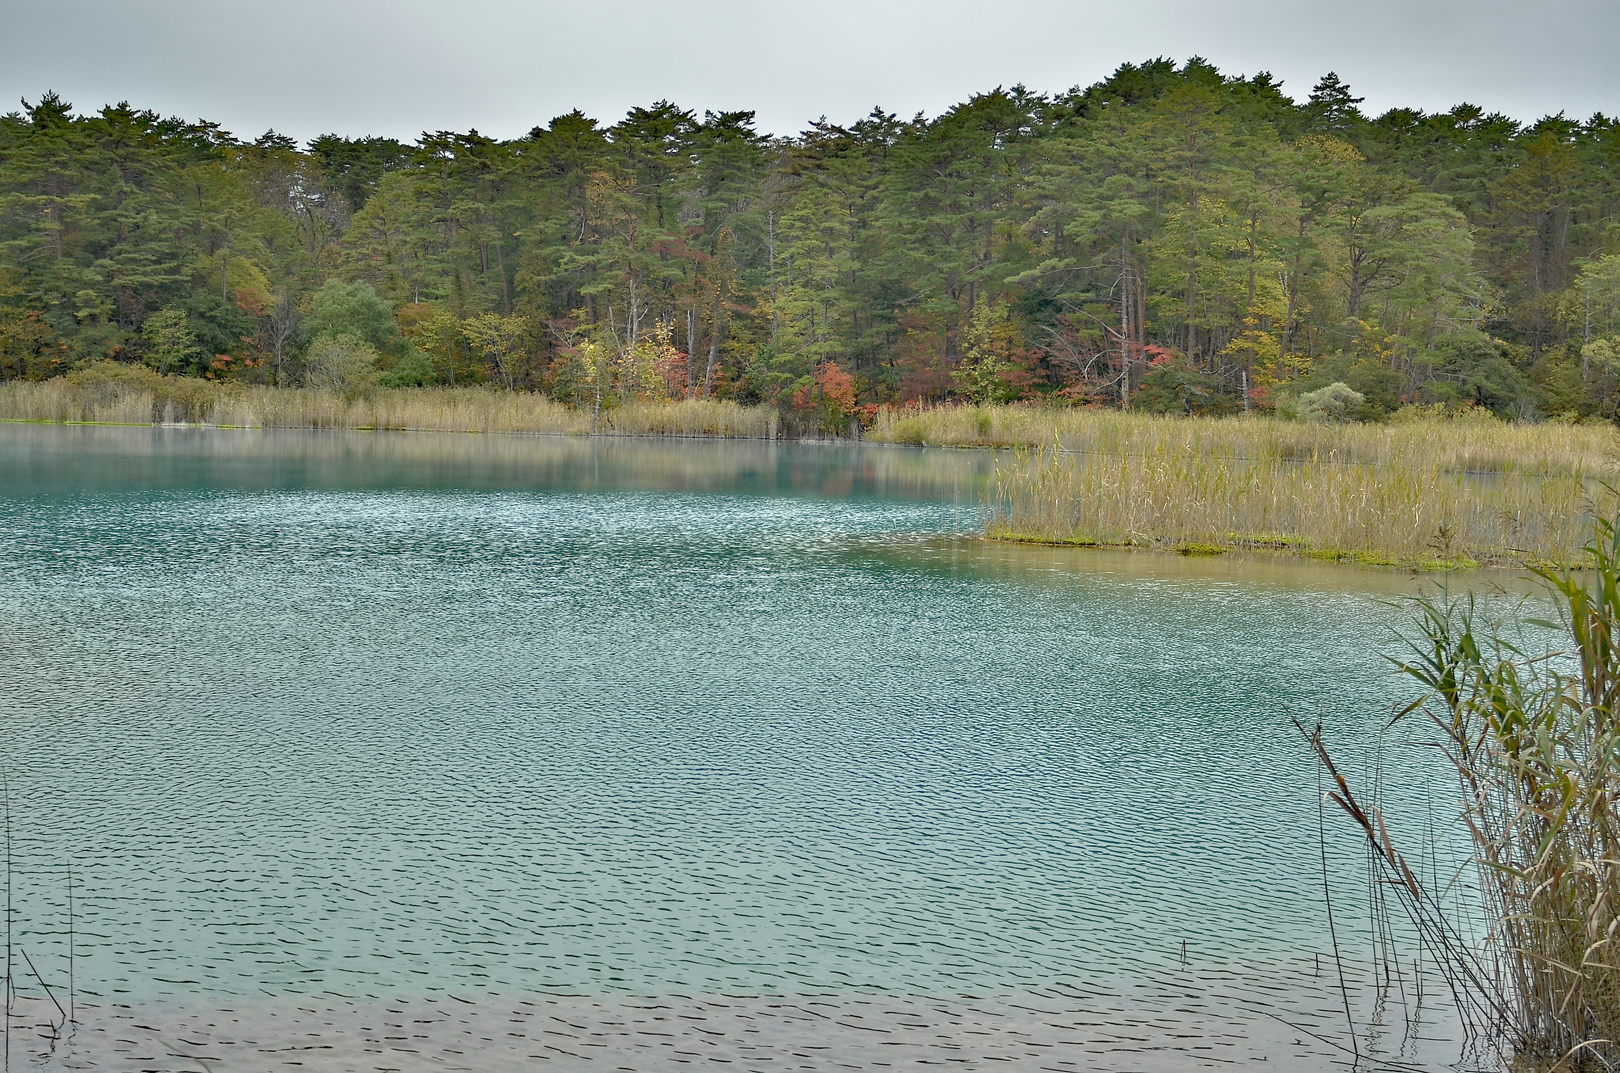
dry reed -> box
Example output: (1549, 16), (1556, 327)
(987, 441), (1613, 566)
(0, 366), (779, 439)
(873, 403), (1619, 479)
(1312, 519), (1620, 1069)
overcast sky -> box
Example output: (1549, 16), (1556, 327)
(2, 0), (1616, 143)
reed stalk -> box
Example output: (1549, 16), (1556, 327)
(874, 402), (1618, 480)
(0, 366), (780, 439)
(986, 439), (1616, 568)
(1312, 516), (1620, 1069)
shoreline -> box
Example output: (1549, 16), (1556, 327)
(985, 530), (1500, 572)
(6, 404), (1607, 571)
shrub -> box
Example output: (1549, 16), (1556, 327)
(304, 333), (381, 398)
(1295, 381), (1365, 422)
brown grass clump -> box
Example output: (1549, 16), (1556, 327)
(872, 403), (1618, 479)
(0, 364), (778, 438)
(986, 440), (1614, 567)
(1312, 519), (1620, 1069)
(606, 398), (778, 439)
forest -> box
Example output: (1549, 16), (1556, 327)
(3, 57), (1619, 426)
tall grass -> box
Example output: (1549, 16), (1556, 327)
(0, 366), (779, 439)
(874, 403), (1619, 479)
(607, 398), (779, 439)
(1313, 519), (1620, 1069)
(987, 441), (1613, 566)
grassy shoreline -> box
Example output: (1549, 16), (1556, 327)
(985, 442), (1616, 568)
(8, 374), (1615, 568)
(868, 402), (1618, 477)
(869, 403), (1620, 568)
(0, 371), (778, 438)
(990, 531), (1488, 571)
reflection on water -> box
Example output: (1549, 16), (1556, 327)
(0, 424), (1487, 1068)
(0, 422), (996, 502)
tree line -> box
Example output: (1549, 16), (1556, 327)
(3, 57), (1619, 424)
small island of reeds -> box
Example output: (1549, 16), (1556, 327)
(870, 404), (1619, 569)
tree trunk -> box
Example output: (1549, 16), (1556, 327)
(1280, 219), (1306, 369)
(495, 232), (512, 314)
(1245, 210), (1258, 408)
(704, 284), (723, 398)
(1186, 193), (1199, 361)
(767, 211), (778, 347)
(1135, 266), (1147, 378)
(1120, 230), (1130, 409)
(686, 308), (695, 398)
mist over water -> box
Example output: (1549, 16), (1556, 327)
(0, 425), (1475, 1068)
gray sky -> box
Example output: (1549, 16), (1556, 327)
(2, 0), (1616, 142)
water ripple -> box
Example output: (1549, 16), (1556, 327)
(0, 426), (1472, 1067)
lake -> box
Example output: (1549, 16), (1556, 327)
(0, 424), (1483, 1070)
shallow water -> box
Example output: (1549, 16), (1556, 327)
(0, 425), (1487, 1069)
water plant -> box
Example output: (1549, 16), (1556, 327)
(0, 364), (779, 439)
(985, 437), (1616, 567)
(4, 768), (11, 1071)
(1314, 515), (1620, 1068)
(873, 402), (1618, 479)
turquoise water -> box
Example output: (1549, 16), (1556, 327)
(0, 425), (1467, 1067)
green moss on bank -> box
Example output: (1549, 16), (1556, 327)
(988, 528), (1498, 571)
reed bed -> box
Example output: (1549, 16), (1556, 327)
(873, 403), (1619, 479)
(988, 441), (1615, 566)
(606, 398), (779, 439)
(0, 368), (778, 438)
(1310, 519), (1620, 1069)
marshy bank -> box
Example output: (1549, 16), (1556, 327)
(868, 402), (1620, 476)
(940, 407), (1620, 568)
(0, 365), (777, 438)
(7, 369), (1616, 567)
(986, 440), (1617, 568)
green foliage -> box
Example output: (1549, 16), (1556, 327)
(1, 68), (1618, 418)
(303, 333), (380, 397)
(140, 308), (202, 374)
(1343, 359), (1404, 416)
(1425, 335), (1532, 417)
(0, 308), (58, 379)
(1132, 354), (1236, 415)
(1531, 351), (1592, 419)
(306, 280), (396, 351)
(1579, 336), (1620, 418)
(307, 134), (413, 210)
(378, 346), (437, 388)
(175, 291), (256, 359)
(952, 298), (1018, 403)
(461, 312), (529, 392)
(1294, 381), (1365, 421)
